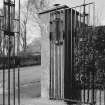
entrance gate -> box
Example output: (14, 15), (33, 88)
(49, 2), (99, 105)
(0, 0), (20, 105)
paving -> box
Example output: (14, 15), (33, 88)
(21, 98), (67, 105)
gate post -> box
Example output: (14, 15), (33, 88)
(40, 12), (50, 99)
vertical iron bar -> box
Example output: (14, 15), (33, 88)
(49, 40), (51, 98)
(92, 3), (95, 105)
(49, 13), (52, 98)
(18, 65), (20, 105)
(73, 8), (76, 100)
(18, 0), (20, 104)
(8, 0), (11, 105)
(2, 2), (5, 103)
(57, 12), (60, 98)
(62, 10), (65, 99)
(13, 36), (15, 105)
(55, 11), (59, 98)
(52, 20), (54, 98)
(13, 1), (16, 105)
(87, 5), (89, 103)
(3, 40), (5, 105)
(50, 12), (54, 98)
(53, 30), (55, 98)
(79, 6), (82, 102)
(60, 12), (62, 98)
(55, 34), (58, 98)
(59, 12), (62, 98)
(88, 5), (90, 103)
(58, 12), (61, 98)
(83, 0), (86, 103)
(74, 7), (77, 89)
(70, 8), (72, 90)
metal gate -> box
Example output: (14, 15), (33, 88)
(0, 0), (20, 105)
(49, 2), (100, 105)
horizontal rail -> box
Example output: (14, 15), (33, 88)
(38, 2), (94, 14)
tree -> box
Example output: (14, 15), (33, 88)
(20, 0), (49, 50)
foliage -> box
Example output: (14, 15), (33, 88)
(93, 26), (105, 53)
(74, 26), (105, 87)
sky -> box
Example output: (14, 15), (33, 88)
(0, 0), (105, 43)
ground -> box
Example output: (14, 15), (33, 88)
(0, 66), (105, 105)
(0, 66), (41, 105)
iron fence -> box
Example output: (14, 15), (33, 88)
(0, 0), (20, 105)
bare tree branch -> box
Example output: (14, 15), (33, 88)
(20, 0), (49, 50)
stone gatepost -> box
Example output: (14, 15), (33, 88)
(40, 12), (50, 99)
